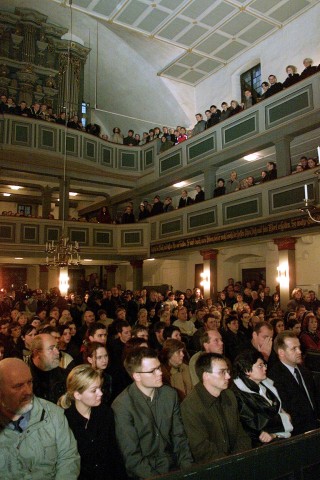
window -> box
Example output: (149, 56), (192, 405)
(240, 64), (261, 103)
(18, 205), (32, 216)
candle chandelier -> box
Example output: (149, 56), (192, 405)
(45, 236), (80, 267)
(44, 3), (81, 269)
(300, 172), (320, 224)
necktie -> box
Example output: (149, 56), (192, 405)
(294, 367), (314, 409)
(294, 367), (304, 389)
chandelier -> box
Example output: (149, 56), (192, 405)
(300, 178), (320, 223)
(45, 236), (81, 267)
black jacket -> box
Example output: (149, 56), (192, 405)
(232, 377), (292, 446)
(30, 360), (67, 404)
(65, 403), (127, 480)
(268, 361), (320, 435)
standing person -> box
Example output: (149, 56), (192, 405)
(194, 185), (205, 203)
(112, 347), (193, 479)
(178, 190), (193, 208)
(59, 365), (126, 480)
(0, 358), (80, 480)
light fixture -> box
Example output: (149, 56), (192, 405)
(146, 258), (155, 261)
(69, 192), (78, 197)
(200, 271), (210, 289)
(244, 153), (259, 161)
(45, 237), (80, 267)
(300, 179), (320, 223)
(83, 258), (93, 262)
(3, 193), (11, 197)
(10, 185), (22, 190)
(59, 267), (69, 296)
(173, 181), (188, 188)
(14, 257), (23, 260)
(276, 264), (289, 286)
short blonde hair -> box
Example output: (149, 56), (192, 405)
(58, 365), (101, 409)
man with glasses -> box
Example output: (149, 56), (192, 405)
(29, 333), (67, 403)
(181, 353), (250, 463)
(112, 347), (193, 479)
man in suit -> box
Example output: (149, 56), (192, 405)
(269, 331), (320, 435)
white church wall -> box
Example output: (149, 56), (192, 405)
(195, 4), (320, 114)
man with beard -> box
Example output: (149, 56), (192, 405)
(0, 357), (80, 479)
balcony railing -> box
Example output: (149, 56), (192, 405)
(1, 72), (320, 190)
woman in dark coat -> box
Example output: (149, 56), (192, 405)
(59, 365), (127, 480)
(232, 350), (293, 447)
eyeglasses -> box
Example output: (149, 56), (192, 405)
(136, 366), (162, 375)
(209, 369), (230, 376)
(255, 363), (267, 369)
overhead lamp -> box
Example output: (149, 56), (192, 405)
(244, 153), (259, 161)
(69, 192), (78, 197)
(10, 185), (22, 190)
(14, 257), (23, 260)
(173, 181), (188, 188)
(83, 258), (93, 262)
(3, 193), (11, 197)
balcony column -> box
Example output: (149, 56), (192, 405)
(105, 265), (118, 289)
(59, 177), (70, 221)
(203, 166), (218, 199)
(130, 260), (144, 291)
(200, 249), (219, 300)
(42, 186), (53, 219)
(274, 237), (297, 310)
(274, 136), (293, 177)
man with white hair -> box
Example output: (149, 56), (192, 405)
(0, 357), (80, 480)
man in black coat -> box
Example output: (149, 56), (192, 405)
(264, 75), (283, 98)
(268, 331), (320, 435)
(29, 333), (67, 404)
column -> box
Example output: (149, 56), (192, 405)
(59, 177), (70, 221)
(274, 136), (293, 178)
(274, 237), (297, 310)
(200, 249), (219, 300)
(42, 186), (53, 219)
(203, 165), (218, 199)
(105, 265), (118, 290)
(130, 260), (144, 291)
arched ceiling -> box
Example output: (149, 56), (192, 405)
(49, 0), (320, 85)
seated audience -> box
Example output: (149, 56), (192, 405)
(181, 352), (250, 463)
(178, 190), (193, 208)
(110, 127), (124, 144)
(233, 350), (293, 447)
(59, 365), (126, 480)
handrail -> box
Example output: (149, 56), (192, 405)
(152, 428), (320, 480)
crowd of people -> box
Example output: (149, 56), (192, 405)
(1, 57), (319, 153)
(0, 278), (320, 478)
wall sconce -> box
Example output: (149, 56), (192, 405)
(276, 264), (288, 286)
(200, 271), (210, 289)
(59, 267), (69, 296)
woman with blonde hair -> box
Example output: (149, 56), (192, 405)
(59, 365), (126, 480)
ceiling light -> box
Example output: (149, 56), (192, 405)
(3, 193), (11, 197)
(10, 185), (22, 190)
(14, 257), (23, 260)
(147, 258), (155, 261)
(69, 192), (78, 197)
(83, 258), (93, 262)
(244, 153), (259, 161)
(173, 181), (188, 188)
